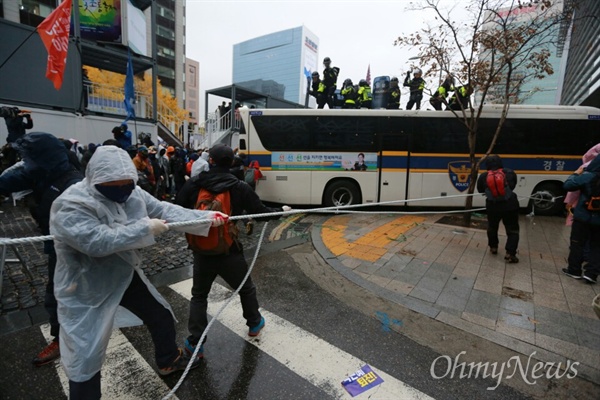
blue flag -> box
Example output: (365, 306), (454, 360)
(124, 51), (135, 122)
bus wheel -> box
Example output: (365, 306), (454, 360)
(323, 180), (361, 207)
(531, 183), (565, 216)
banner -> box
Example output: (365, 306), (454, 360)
(124, 51), (135, 121)
(38, 0), (72, 90)
(341, 364), (384, 397)
(77, 0), (122, 43)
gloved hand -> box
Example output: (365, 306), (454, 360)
(406, 71), (411, 77)
(282, 206), (292, 212)
(211, 211), (228, 227)
(148, 219), (169, 236)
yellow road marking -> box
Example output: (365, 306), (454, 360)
(321, 215), (425, 262)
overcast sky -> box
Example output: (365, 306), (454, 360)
(186, 0), (467, 119)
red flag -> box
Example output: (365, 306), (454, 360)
(38, 0), (72, 90)
(366, 64), (371, 86)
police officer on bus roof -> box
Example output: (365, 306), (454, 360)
(322, 57), (340, 109)
(386, 77), (401, 110)
(476, 154), (520, 263)
(176, 144), (291, 360)
(429, 74), (455, 111)
(341, 79), (359, 109)
(309, 71), (327, 109)
(403, 68), (426, 110)
(447, 83), (473, 111)
(357, 79), (373, 109)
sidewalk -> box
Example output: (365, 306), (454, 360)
(311, 213), (600, 384)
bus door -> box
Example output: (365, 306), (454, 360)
(378, 130), (410, 205)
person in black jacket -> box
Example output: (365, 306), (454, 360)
(176, 144), (290, 359)
(0, 132), (83, 366)
(476, 154), (520, 263)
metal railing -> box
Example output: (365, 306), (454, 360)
(196, 110), (240, 149)
(84, 83), (186, 142)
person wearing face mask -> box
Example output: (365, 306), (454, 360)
(0, 132), (83, 368)
(49, 145), (228, 400)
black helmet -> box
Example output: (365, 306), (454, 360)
(311, 71), (319, 77)
(344, 78), (353, 86)
(359, 79), (367, 86)
(323, 57), (331, 63)
(391, 76), (399, 82)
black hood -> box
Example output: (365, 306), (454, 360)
(485, 155), (503, 170)
(12, 132), (71, 174)
(194, 167), (240, 193)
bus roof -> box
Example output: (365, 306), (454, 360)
(240, 105), (600, 120)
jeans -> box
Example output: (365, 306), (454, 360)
(567, 219), (600, 278)
(486, 209), (520, 255)
(187, 247), (262, 346)
(68, 273), (179, 400)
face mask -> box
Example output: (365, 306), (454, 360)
(95, 182), (135, 203)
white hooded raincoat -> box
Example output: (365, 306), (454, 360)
(50, 146), (213, 382)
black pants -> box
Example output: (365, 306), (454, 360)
(69, 272), (179, 400)
(486, 209), (520, 255)
(567, 219), (600, 278)
(187, 248), (262, 346)
(406, 92), (423, 110)
(45, 252), (60, 339)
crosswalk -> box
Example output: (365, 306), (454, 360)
(39, 279), (433, 400)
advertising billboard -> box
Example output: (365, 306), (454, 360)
(77, 0), (122, 43)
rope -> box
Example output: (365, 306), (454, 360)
(161, 221), (270, 400)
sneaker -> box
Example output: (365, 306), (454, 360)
(504, 254), (519, 263)
(248, 316), (265, 337)
(490, 247), (498, 255)
(184, 338), (204, 360)
(158, 348), (201, 376)
(562, 268), (583, 280)
(583, 273), (597, 284)
(33, 340), (60, 367)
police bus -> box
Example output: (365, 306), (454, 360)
(236, 106), (600, 215)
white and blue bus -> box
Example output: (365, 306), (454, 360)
(236, 105), (600, 215)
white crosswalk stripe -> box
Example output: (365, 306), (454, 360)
(40, 324), (178, 400)
(171, 279), (433, 400)
(39, 279), (433, 399)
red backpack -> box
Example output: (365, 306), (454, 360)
(185, 189), (238, 255)
(485, 169), (511, 201)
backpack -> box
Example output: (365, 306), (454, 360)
(485, 168), (512, 201)
(244, 160), (263, 185)
(185, 189), (239, 255)
(584, 173), (600, 212)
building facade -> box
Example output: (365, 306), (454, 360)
(232, 26), (320, 107)
(185, 57), (199, 124)
(481, 1), (565, 105)
(560, 0), (600, 107)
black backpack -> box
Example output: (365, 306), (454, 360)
(585, 173), (600, 212)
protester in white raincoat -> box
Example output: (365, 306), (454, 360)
(50, 146), (226, 399)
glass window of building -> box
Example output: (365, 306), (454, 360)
(158, 45), (175, 59)
(157, 25), (175, 40)
(157, 4), (175, 20)
(158, 65), (175, 79)
(188, 65), (196, 87)
(19, 0), (56, 27)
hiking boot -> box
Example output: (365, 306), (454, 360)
(504, 253), (519, 263)
(33, 340), (60, 367)
(490, 247), (498, 255)
(562, 268), (583, 280)
(184, 338), (204, 360)
(246, 221), (254, 235)
(583, 273), (597, 284)
(248, 317), (265, 337)
(158, 348), (201, 376)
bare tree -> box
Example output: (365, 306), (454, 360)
(395, 0), (574, 223)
